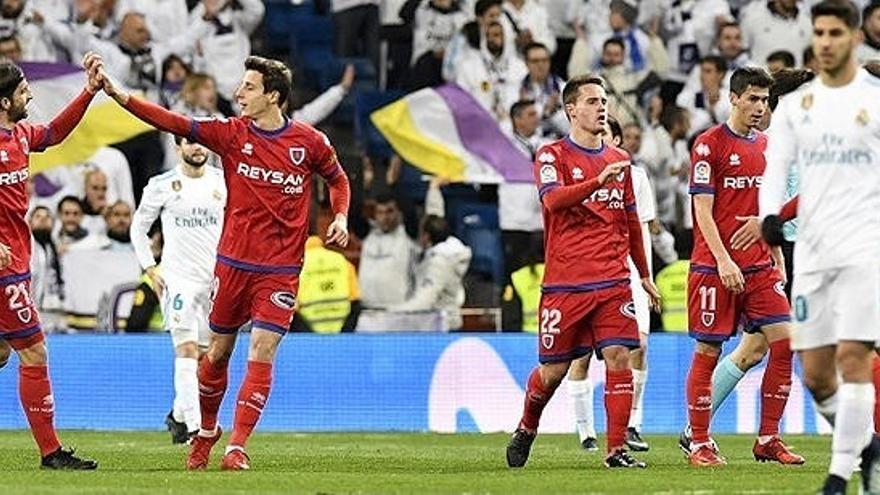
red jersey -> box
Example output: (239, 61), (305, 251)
(535, 137), (637, 292)
(190, 116), (342, 273)
(689, 123), (773, 272)
(0, 122), (53, 276)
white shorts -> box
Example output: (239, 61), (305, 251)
(160, 276), (212, 349)
(629, 270), (650, 335)
(790, 264), (880, 351)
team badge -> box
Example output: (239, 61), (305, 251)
(693, 161), (711, 184)
(16, 307), (31, 324)
(774, 281), (786, 297)
(619, 302), (637, 320)
(857, 109), (870, 127)
(729, 154), (741, 166)
(541, 333), (555, 350)
(172, 180), (182, 192)
(571, 167), (584, 180)
(213, 189), (223, 201)
(539, 164), (557, 184)
(695, 143), (710, 157)
(289, 147), (306, 165)
(701, 312), (715, 327)
(270, 291), (296, 311)
(801, 93), (813, 110)
(480, 81), (491, 92)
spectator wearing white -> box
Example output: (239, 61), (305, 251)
(41, 147), (135, 209)
(0, 0), (68, 62)
(455, 20), (527, 122)
(55, 196), (89, 248)
(295, 64), (356, 124)
(602, 0), (668, 76)
(500, 100), (547, 275)
(598, 37), (651, 127)
(544, 0), (577, 78)
(570, 0), (612, 64)
(331, 0), (380, 72)
(676, 55), (730, 137)
(661, 0), (732, 85)
(70, 200), (135, 252)
(189, 0), (264, 103)
(29, 206), (64, 317)
(389, 180), (472, 330)
(409, 0), (468, 89)
(358, 193), (419, 308)
(650, 105), (690, 230)
(858, 1), (880, 63)
(507, 42), (568, 137)
(79, 168), (109, 237)
(115, 0), (189, 45)
(443, 0), (505, 82)
(502, 0), (555, 55)
(39, 0), (119, 62)
(740, 0), (812, 67)
(680, 21), (751, 97)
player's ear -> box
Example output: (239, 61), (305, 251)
(0, 97), (10, 111)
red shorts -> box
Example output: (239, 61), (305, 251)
(208, 261), (301, 336)
(687, 265), (790, 343)
(0, 273), (44, 350)
(538, 283), (639, 364)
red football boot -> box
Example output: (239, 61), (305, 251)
(186, 427), (222, 470)
(220, 448), (251, 471)
(753, 437), (805, 465)
(689, 443), (727, 467)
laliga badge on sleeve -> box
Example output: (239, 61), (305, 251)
(693, 161), (711, 184)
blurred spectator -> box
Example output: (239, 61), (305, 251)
(41, 147), (135, 209)
(676, 55), (729, 136)
(55, 195), (89, 248)
(499, 100), (546, 276)
(0, 0), (68, 62)
(407, 0), (467, 90)
(293, 64), (355, 124)
(173, 72), (221, 117)
(502, 0), (555, 55)
(740, 0), (812, 67)
(81, 169), (109, 236)
(455, 20), (526, 122)
(859, 1), (880, 63)
(443, 0), (503, 82)
(570, 0), (612, 68)
(679, 21), (750, 98)
(651, 105), (690, 229)
(116, 0), (189, 45)
(803, 45), (817, 72)
(358, 193), (418, 308)
(388, 181), (472, 330)
(766, 49), (796, 73)
(661, 0), (732, 98)
(331, 0), (380, 72)
(502, 238), (542, 332)
(41, 0), (119, 58)
(189, 0), (264, 105)
(598, 37), (652, 126)
(29, 206), (64, 317)
(293, 236), (362, 333)
(71, 200), (134, 251)
(508, 42), (567, 136)
(544, 0), (576, 78)
(0, 34), (21, 60)
(159, 54), (191, 110)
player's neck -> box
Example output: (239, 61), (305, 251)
(251, 107), (286, 132)
(180, 163), (206, 179)
(0, 114), (14, 131)
(725, 117), (751, 137)
(569, 127), (602, 150)
(820, 60), (858, 88)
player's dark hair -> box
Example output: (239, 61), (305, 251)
(769, 68), (816, 111)
(716, 21), (740, 40)
(865, 59), (880, 78)
(0, 60), (23, 101)
(474, 0), (502, 17)
(865, 0), (880, 23)
(374, 192), (398, 206)
(30, 205), (50, 218)
(607, 115), (623, 142)
(509, 99), (535, 121)
(244, 56), (292, 106)
(700, 55), (727, 74)
(524, 42), (548, 61)
(421, 214), (450, 245)
(562, 74), (604, 109)
(602, 37), (626, 53)
(57, 195), (84, 213)
(766, 50), (796, 69)
(729, 66), (773, 96)
(659, 105), (687, 133)
(812, 0), (861, 29)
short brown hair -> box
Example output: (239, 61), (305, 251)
(0, 60), (23, 100)
(244, 56), (293, 106)
(562, 74), (605, 108)
(812, 0), (861, 29)
(729, 66), (773, 96)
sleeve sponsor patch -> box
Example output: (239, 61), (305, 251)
(693, 161), (711, 184)
(539, 164), (558, 184)
(537, 151), (555, 163)
(695, 142), (711, 157)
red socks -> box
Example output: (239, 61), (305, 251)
(687, 352), (719, 445)
(760, 339), (793, 437)
(518, 367), (553, 432)
(605, 368), (634, 452)
(873, 355), (880, 433)
(198, 357), (228, 432)
(19, 365), (61, 456)
(228, 361), (273, 448)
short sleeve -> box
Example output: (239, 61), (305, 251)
(689, 134), (717, 195)
(634, 167), (657, 223)
(534, 146), (561, 201)
(190, 116), (235, 155)
(313, 131), (343, 180)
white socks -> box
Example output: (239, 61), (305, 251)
(173, 357), (201, 433)
(629, 369), (647, 430)
(830, 383), (874, 480)
(568, 378), (596, 441)
(815, 390), (839, 427)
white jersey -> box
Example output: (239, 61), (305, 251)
(131, 165), (227, 284)
(629, 165), (656, 333)
(760, 68), (880, 274)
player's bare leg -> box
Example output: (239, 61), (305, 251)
(508, 360), (571, 468)
(626, 337), (649, 452)
(14, 339), (97, 470)
(686, 341), (726, 466)
(567, 353), (598, 451)
(601, 344), (646, 468)
(220, 327), (282, 471)
(187, 331), (237, 470)
(167, 340), (201, 444)
(751, 323), (803, 465)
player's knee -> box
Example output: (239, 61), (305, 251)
(602, 346), (631, 370)
(802, 368), (836, 398)
(16, 342), (47, 365)
(836, 344), (875, 382)
(541, 362), (570, 389)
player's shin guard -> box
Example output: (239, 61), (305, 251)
(759, 339), (792, 437)
(711, 356), (745, 418)
(605, 368), (634, 452)
(687, 352), (719, 446)
(228, 361), (273, 448)
(830, 383), (875, 480)
(19, 365), (61, 456)
(197, 356), (228, 434)
(174, 357), (200, 433)
(628, 369), (647, 430)
(519, 368), (553, 432)
(873, 356), (880, 433)
(568, 378), (596, 441)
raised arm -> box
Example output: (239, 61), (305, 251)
(36, 88), (96, 150)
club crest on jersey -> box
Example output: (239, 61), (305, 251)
(695, 143), (710, 157)
(172, 180), (182, 192)
(774, 281), (786, 297)
(857, 109), (870, 127)
(801, 93), (813, 110)
(17, 307), (31, 324)
(541, 333), (554, 350)
(571, 167), (584, 180)
(270, 291), (296, 311)
(289, 147), (306, 165)
(729, 154), (741, 166)
(693, 161), (711, 184)
(701, 312), (715, 327)
(539, 164), (557, 184)
(619, 302), (637, 320)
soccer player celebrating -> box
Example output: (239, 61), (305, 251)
(87, 53), (351, 470)
(760, 1), (880, 492)
(130, 135), (226, 443)
(506, 75), (659, 469)
(0, 57), (98, 469)
(684, 66), (803, 467)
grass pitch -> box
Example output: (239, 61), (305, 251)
(0, 431), (848, 494)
